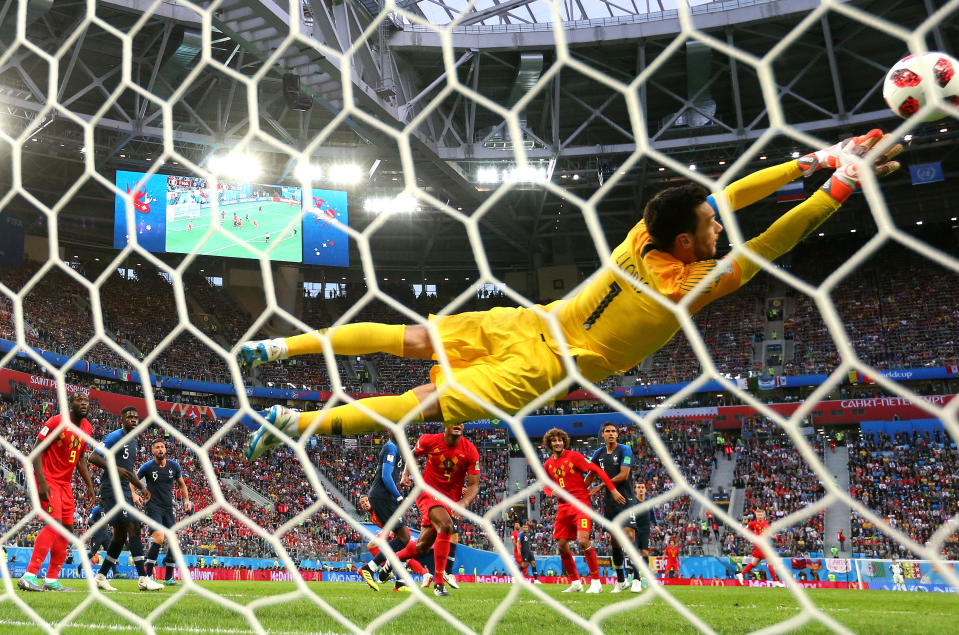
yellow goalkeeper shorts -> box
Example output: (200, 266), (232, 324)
(428, 306), (568, 423)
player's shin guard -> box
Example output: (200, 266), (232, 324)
(46, 532), (69, 580)
(433, 532), (452, 581)
(560, 552), (578, 578)
(145, 542), (162, 576)
(301, 391), (425, 436)
(444, 542), (457, 575)
(611, 546), (625, 583)
(584, 547), (600, 579)
(285, 323), (405, 357)
(26, 526), (56, 575)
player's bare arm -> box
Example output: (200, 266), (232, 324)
(454, 472), (481, 518)
(31, 438), (50, 502)
(177, 476), (192, 512)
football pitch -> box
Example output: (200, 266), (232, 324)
(165, 201), (302, 262)
(2, 582), (957, 634)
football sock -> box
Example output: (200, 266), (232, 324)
(300, 391), (425, 436)
(285, 323), (406, 357)
(611, 546), (625, 583)
(145, 542), (162, 576)
(372, 538), (408, 567)
(584, 547), (600, 579)
(768, 565), (778, 582)
(26, 526), (56, 576)
(560, 552), (578, 578)
(433, 532), (452, 581)
(98, 553), (119, 577)
(46, 531), (69, 580)
(129, 538), (147, 578)
(407, 557), (427, 576)
(444, 542), (457, 575)
(393, 540), (421, 563)
(741, 562), (755, 575)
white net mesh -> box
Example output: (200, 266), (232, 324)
(1, 0), (958, 632)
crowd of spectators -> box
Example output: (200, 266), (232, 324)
(847, 429), (959, 560)
(727, 422), (826, 557)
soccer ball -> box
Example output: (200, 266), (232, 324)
(882, 51), (959, 121)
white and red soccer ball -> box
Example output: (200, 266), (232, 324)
(883, 51), (959, 121)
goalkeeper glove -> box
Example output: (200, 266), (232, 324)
(797, 129), (884, 177)
(819, 132), (904, 203)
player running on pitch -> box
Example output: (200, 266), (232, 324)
(585, 422), (637, 593)
(392, 423), (479, 597)
(237, 131), (902, 460)
(18, 391), (95, 592)
(543, 428), (626, 594)
(736, 509), (779, 585)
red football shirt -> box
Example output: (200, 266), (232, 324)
(665, 545), (680, 561)
(511, 529), (521, 554)
(414, 433), (480, 501)
(544, 449), (618, 505)
(37, 413), (92, 484)
(747, 519), (770, 536)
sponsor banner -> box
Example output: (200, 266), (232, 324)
(825, 558), (852, 573)
(875, 583), (959, 593)
(25, 375), (90, 396)
(473, 575), (618, 585)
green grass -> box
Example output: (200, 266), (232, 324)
(2, 581), (958, 634)
(165, 200), (302, 261)
(0, 580), (959, 635)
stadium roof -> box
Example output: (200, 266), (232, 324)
(402, 0), (715, 27)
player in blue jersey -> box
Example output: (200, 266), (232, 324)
(518, 521), (541, 583)
(586, 422), (638, 593)
(76, 505), (113, 576)
(358, 431), (421, 591)
(87, 406), (164, 592)
(138, 439), (192, 586)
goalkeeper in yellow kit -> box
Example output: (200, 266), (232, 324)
(239, 130), (902, 461)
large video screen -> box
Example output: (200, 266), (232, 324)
(113, 171), (349, 267)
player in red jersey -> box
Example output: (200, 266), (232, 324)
(18, 391), (96, 592)
(542, 428), (625, 594)
(663, 539), (680, 578)
(511, 521), (523, 571)
(394, 423), (479, 597)
(736, 509), (779, 585)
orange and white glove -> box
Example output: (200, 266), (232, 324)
(819, 132), (904, 203)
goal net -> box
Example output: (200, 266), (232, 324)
(1, 0), (958, 632)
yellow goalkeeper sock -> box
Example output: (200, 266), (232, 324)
(285, 323), (406, 357)
(299, 390), (425, 435)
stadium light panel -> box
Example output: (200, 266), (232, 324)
(329, 164), (363, 184)
(294, 161), (323, 182)
(208, 152), (262, 181)
(476, 167), (499, 183)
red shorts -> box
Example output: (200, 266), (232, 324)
(750, 546), (765, 560)
(553, 502), (591, 540)
(665, 559), (680, 572)
(38, 480), (75, 525)
(416, 492), (452, 528)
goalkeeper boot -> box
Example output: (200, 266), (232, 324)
(245, 406), (300, 461)
(237, 338), (288, 369)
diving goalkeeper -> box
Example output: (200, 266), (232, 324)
(239, 130), (901, 461)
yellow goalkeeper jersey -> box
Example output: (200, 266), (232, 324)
(548, 161), (841, 380)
